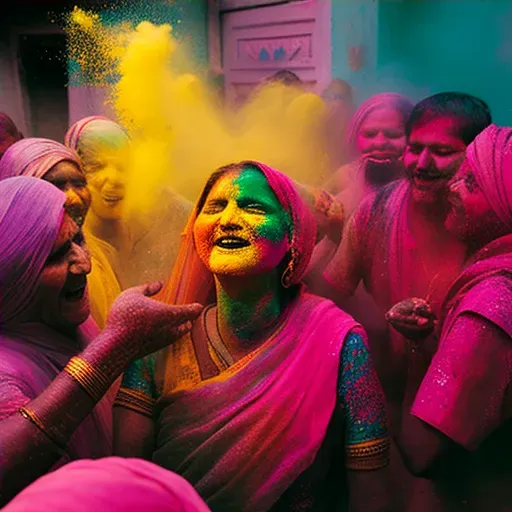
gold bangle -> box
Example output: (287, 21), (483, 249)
(346, 437), (390, 471)
(114, 388), (156, 418)
(64, 356), (110, 403)
(18, 407), (67, 452)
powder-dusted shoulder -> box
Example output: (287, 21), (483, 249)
(301, 291), (358, 322)
(448, 274), (512, 337)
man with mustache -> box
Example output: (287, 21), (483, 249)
(312, 92), (491, 511)
(396, 124), (512, 511)
(320, 92), (491, 396)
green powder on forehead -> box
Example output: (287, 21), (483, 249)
(233, 168), (292, 243)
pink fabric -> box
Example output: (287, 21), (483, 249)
(0, 176), (113, 461)
(155, 294), (357, 512)
(64, 115), (113, 151)
(346, 93), (413, 156)
(410, 235), (512, 510)
(155, 162), (355, 510)
(413, 234), (512, 446)
(0, 138), (81, 180)
(3, 457), (211, 512)
(0, 177), (65, 323)
(439, 234), (512, 337)
(466, 124), (512, 230)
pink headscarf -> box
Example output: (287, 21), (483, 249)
(64, 115), (127, 152)
(0, 176), (65, 324)
(159, 160), (317, 306)
(0, 138), (81, 180)
(466, 124), (512, 230)
(3, 457), (211, 512)
(347, 92), (413, 155)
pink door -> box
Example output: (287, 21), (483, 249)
(221, 0), (331, 106)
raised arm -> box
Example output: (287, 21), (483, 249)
(0, 284), (202, 504)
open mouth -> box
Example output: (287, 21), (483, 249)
(412, 172), (447, 189)
(366, 152), (397, 161)
(215, 236), (250, 249)
(102, 194), (124, 205)
(63, 284), (87, 302)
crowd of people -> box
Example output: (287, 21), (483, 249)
(0, 72), (511, 512)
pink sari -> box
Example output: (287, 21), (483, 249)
(4, 457), (210, 512)
(155, 162), (359, 511)
(0, 177), (113, 462)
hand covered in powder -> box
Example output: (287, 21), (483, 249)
(295, 183), (344, 243)
(104, 282), (203, 361)
(385, 297), (437, 341)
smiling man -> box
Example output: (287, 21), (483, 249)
(398, 124), (512, 511)
(315, 91), (491, 511)
(321, 92), (491, 394)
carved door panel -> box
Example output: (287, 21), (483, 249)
(221, 0), (331, 106)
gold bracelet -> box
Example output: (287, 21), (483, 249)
(64, 356), (111, 403)
(346, 437), (390, 471)
(18, 407), (67, 452)
(114, 388), (156, 418)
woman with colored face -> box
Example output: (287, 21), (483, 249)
(114, 162), (392, 512)
(0, 137), (120, 329)
(0, 176), (203, 503)
(65, 116), (192, 290)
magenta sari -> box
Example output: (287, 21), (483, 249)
(0, 177), (113, 463)
(154, 162), (359, 511)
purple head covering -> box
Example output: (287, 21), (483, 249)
(466, 124), (512, 231)
(347, 93), (413, 156)
(0, 138), (81, 180)
(0, 176), (65, 324)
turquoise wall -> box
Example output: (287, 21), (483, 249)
(332, 0), (512, 125)
(101, 0), (208, 68)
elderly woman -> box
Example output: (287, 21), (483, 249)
(114, 161), (392, 512)
(0, 176), (202, 503)
(4, 457), (210, 512)
(65, 116), (192, 289)
(324, 92), (413, 217)
(0, 137), (120, 328)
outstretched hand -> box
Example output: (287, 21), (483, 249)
(105, 281), (203, 361)
(385, 297), (437, 341)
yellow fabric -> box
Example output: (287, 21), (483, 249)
(85, 230), (122, 329)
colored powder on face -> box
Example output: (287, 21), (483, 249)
(66, 8), (330, 220)
(233, 168), (291, 244)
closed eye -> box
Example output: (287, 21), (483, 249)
(202, 199), (227, 214)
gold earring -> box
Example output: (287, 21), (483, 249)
(281, 247), (296, 288)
